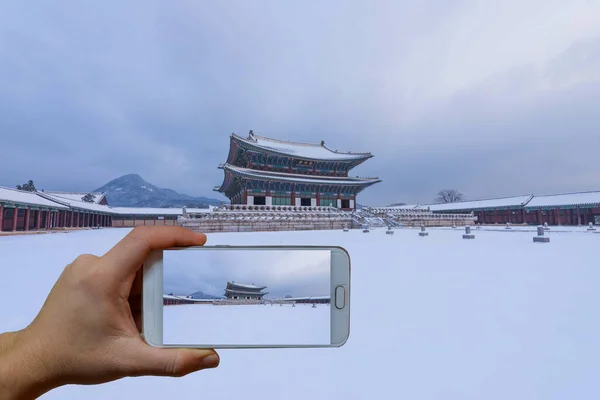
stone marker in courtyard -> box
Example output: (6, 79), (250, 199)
(463, 226), (475, 239)
(386, 225), (394, 235)
(419, 224), (429, 237)
(533, 226), (550, 243)
(587, 222), (596, 232)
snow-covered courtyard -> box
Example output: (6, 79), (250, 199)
(164, 303), (330, 346)
(1, 226), (600, 399)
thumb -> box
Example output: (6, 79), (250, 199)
(126, 345), (220, 377)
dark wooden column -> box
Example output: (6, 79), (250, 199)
(12, 208), (19, 232)
(25, 208), (31, 231)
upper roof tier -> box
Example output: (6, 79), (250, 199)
(231, 131), (373, 161)
(227, 282), (267, 291)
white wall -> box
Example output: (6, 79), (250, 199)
(337, 199), (342, 208)
(295, 198), (301, 207)
(311, 198), (317, 207)
(350, 199), (355, 209)
(247, 195), (254, 205)
(266, 196), (272, 206)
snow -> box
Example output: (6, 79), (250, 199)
(43, 192), (106, 204)
(227, 282), (266, 290)
(40, 193), (114, 213)
(525, 191), (600, 208)
(2, 227), (600, 399)
(427, 195), (534, 212)
(236, 133), (371, 161)
(110, 207), (213, 215)
(223, 164), (380, 186)
(0, 187), (69, 209)
(164, 304), (330, 346)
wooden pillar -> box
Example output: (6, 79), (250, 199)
(555, 208), (560, 225)
(154, 215), (157, 226)
(25, 208), (31, 231)
(577, 207), (581, 226)
(0, 205), (3, 231)
(12, 208), (18, 232)
(36, 210), (41, 230)
(537, 210), (542, 225)
(70, 211), (74, 228)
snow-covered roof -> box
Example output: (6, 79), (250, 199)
(38, 193), (114, 213)
(280, 296), (330, 301)
(163, 294), (211, 303)
(221, 164), (381, 186)
(233, 132), (373, 161)
(0, 187), (68, 209)
(110, 207), (214, 215)
(427, 195), (534, 212)
(228, 282), (267, 290)
(380, 204), (430, 210)
(44, 191), (106, 204)
(525, 191), (600, 208)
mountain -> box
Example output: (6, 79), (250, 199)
(93, 174), (224, 208)
(188, 290), (224, 299)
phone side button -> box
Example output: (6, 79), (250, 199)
(335, 286), (345, 309)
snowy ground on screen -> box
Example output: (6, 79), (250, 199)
(1, 226), (600, 400)
(163, 303), (330, 345)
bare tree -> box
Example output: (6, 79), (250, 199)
(435, 189), (464, 204)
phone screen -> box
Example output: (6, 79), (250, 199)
(162, 248), (332, 346)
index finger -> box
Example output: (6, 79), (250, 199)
(101, 226), (207, 279)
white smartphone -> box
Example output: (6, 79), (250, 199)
(142, 245), (351, 349)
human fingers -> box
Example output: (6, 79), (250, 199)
(100, 226), (207, 281)
(122, 344), (220, 377)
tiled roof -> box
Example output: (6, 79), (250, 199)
(0, 187), (68, 209)
(38, 193), (114, 213)
(525, 191), (600, 208)
(233, 132), (372, 161)
(44, 191), (106, 204)
(221, 164), (381, 186)
(427, 195), (534, 212)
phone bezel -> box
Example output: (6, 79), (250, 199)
(142, 245), (351, 349)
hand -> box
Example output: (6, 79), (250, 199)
(0, 226), (219, 400)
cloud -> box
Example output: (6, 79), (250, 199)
(1, 0), (600, 205)
(163, 248), (331, 298)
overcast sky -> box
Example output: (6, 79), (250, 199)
(163, 248), (331, 298)
(1, 1), (600, 206)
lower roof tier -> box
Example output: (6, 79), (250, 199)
(215, 164), (381, 197)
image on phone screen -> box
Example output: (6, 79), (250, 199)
(162, 248), (332, 346)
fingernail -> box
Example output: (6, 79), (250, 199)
(201, 354), (219, 368)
